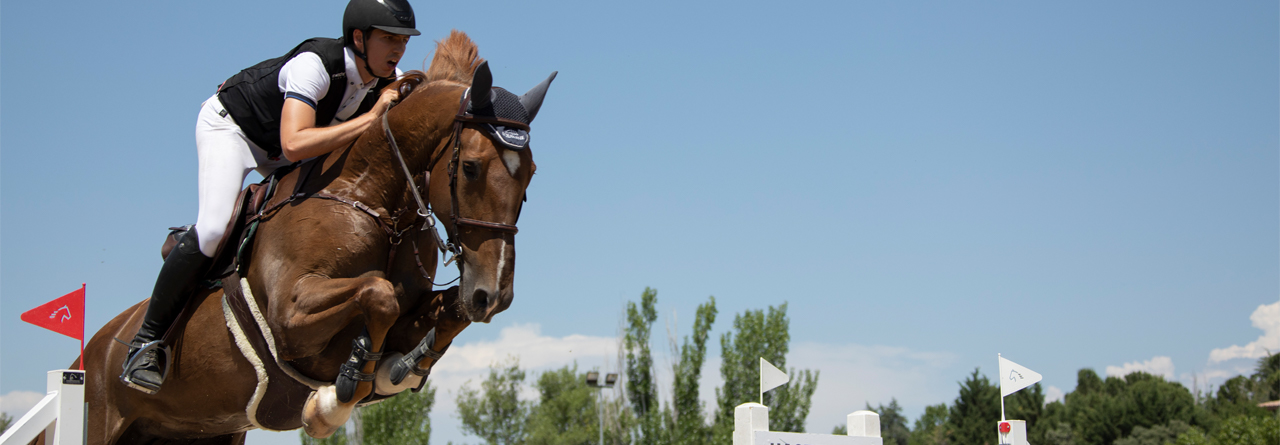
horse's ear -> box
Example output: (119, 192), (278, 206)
(471, 61), (492, 109)
(520, 71), (557, 123)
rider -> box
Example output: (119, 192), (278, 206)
(120, 0), (421, 394)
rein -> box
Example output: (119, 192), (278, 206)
(384, 86), (527, 276)
(248, 86), (526, 286)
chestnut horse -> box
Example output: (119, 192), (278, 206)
(77, 31), (552, 444)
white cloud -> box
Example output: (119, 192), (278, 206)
(1, 390), (47, 419)
(1208, 301), (1280, 363)
(1105, 356), (1175, 380)
(428, 323), (620, 444)
(1044, 386), (1064, 404)
(434, 323), (618, 374)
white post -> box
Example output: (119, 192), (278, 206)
(847, 410), (881, 438)
(0, 370), (85, 445)
(733, 403), (769, 445)
(997, 420), (1029, 445)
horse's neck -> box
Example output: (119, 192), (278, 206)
(327, 149), (404, 209)
(325, 112), (449, 213)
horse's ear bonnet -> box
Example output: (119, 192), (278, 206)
(467, 62), (557, 151)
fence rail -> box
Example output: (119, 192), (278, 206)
(0, 370), (85, 445)
(733, 402), (883, 445)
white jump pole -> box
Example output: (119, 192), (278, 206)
(733, 402), (883, 445)
(0, 370), (86, 445)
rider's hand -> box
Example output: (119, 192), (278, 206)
(376, 87), (401, 114)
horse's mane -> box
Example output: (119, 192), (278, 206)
(425, 30), (484, 85)
(377, 30), (479, 116)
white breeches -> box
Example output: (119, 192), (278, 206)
(193, 94), (293, 257)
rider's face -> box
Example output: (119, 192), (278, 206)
(355, 28), (409, 80)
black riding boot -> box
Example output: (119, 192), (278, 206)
(120, 229), (212, 394)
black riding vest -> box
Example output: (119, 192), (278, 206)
(217, 38), (392, 158)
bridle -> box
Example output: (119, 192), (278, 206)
(382, 85), (527, 278)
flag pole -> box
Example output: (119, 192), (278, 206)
(79, 283), (86, 371)
(998, 353), (1005, 421)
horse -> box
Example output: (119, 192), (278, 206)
(75, 30), (553, 444)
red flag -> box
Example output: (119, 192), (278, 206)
(21, 285), (85, 341)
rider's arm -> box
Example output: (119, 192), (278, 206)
(279, 92), (396, 162)
(276, 52), (399, 162)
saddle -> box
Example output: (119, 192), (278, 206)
(159, 165), (291, 282)
(153, 165), (294, 348)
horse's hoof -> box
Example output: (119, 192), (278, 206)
(302, 386), (351, 439)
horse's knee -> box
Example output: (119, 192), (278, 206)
(357, 279), (399, 328)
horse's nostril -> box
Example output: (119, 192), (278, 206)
(472, 289), (490, 311)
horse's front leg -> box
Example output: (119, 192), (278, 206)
(378, 286), (473, 394)
(270, 274), (399, 439)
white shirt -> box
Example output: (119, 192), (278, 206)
(277, 47), (403, 125)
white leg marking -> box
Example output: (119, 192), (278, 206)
(313, 385), (354, 426)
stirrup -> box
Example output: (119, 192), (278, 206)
(120, 340), (172, 395)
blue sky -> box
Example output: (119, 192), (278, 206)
(2, 1), (1276, 444)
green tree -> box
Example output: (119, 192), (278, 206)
(1056, 369), (1202, 444)
(1253, 351), (1279, 402)
(1174, 416), (1279, 445)
(1206, 375), (1266, 420)
(1114, 420), (1192, 445)
(1208, 415), (1279, 445)
(1173, 426), (1210, 445)
(713, 303), (819, 441)
(0, 413), (11, 435)
(1064, 369), (1122, 445)
(907, 403), (950, 445)
(1038, 400), (1076, 445)
(525, 365), (598, 445)
(866, 399), (909, 445)
(624, 287), (662, 445)
(1120, 372), (1197, 433)
(360, 382), (437, 444)
(456, 358), (531, 444)
(1042, 421), (1078, 445)
(301, 426), (349, 445)
(948, 369), (999, 445)
(1006, 383), (1045, 444)
(670, 296), (717, 445)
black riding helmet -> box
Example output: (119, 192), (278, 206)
(343, 0), (420, 78)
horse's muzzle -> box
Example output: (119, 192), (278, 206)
(464, 285), (512, 323)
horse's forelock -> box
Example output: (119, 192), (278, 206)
(426, 30), (484, 86)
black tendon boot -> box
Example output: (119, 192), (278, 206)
(336, 329), (382, 403)
(120, 229), (212, 394)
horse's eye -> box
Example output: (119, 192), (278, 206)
(462, 161), (480, 180)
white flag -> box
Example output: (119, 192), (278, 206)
(998, 355), (1043, 397)
(760, 358), (789, 394)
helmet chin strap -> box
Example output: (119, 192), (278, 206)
(353, 30), (396, 82)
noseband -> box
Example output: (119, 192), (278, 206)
(382, 87), (528, 275)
